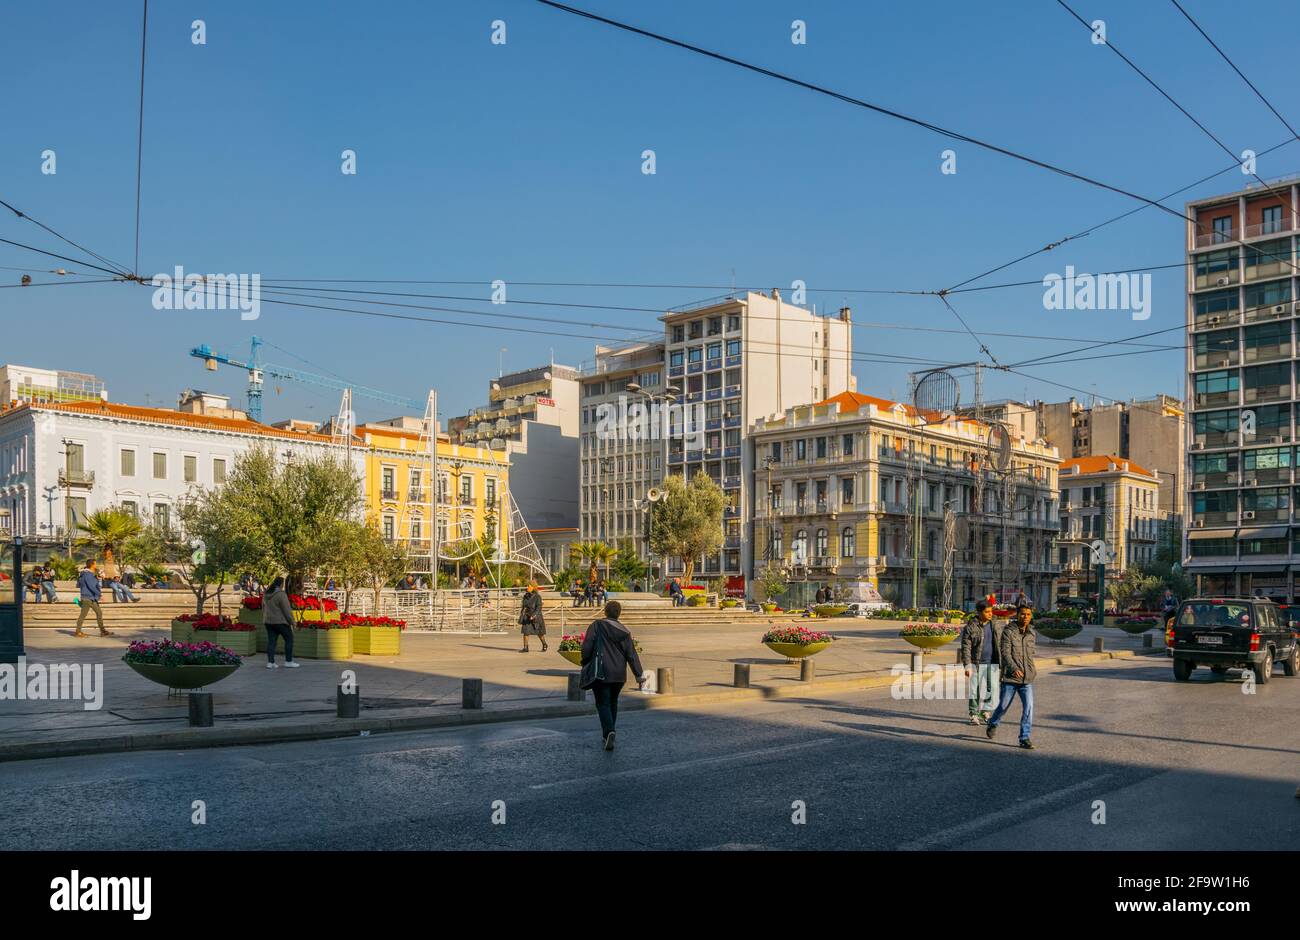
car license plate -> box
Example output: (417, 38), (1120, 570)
(1197, 635), (1224, 645)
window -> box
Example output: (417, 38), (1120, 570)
(792, 529), (808, 562)
(486, 477), (497, 504)
(841, 526), (855, 558)
(671, 325), (684, 343)
(410, 519), (422, 541)
(1195, 247), (1238, 277)
(687, 346), (703, 364)
(152, 452), (167, 479)
(120, 449), (135, 477)
(1244, 279), (1291, 310)
(726, 315), (741, 332)
(460, 475), (473, 501)
(213, 458), (227, 484)
(121, 500), (137, 517)
(382, 467), (395, 497)
(1245, 238), (1291, 273)
(816, 437), (827, 459)
(842, 434), (854, 457)
(815, 528), (828, 557)
(708, 316), (722, 336)
(841, 478), (854, 505)
(669, 350), (684, 368)
(795, 439), (807, 460)
(1212, 215), (1233, 242)
(726, 339), (741, 357)
(688, 320), (703, 339)
(770, 442), (781, 463)
(153, 503), (170, 532)
(706, 342), (722, 361)
(1261, 205), (1283, 235)
(183, 455), (197, 483)
(382, 515), (395, 540)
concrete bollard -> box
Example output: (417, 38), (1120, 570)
(567, 673), (585, 702)
(1093, 637), (1105, 653)
(1142, 633), (1153, 648)
(911, 651), (925, 673)
(733, 663), (750, 688)
(462, 677), (484, 709)
(656, 666), (674, 695)
(800, 658), (816, 682)
(188, 692), (213, 728)
(337, 684), (360, 719)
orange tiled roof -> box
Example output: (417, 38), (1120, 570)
(818, 389), (983, 430)
(21, 400), (346, 444)
(1061, 455), (1154, 478)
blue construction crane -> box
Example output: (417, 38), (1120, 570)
(190, 336), (423, 422)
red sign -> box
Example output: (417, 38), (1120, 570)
(725, 575), (746, 598)
(536, 396), (555, 407)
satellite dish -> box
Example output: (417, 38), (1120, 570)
(913, 369), (960, 421)
(987, 423), (1012, 472)
(647, 487), (663, 502)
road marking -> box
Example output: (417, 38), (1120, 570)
(897, 773), (1115, 850)
(529, 737), (837, 790)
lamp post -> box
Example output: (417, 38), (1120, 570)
(0, 534), (24, 664)
(627, 382), (679, 582)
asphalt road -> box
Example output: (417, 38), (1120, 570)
(1, 657), (1296, 850)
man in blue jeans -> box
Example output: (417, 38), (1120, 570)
(986, 602), (1036, 749)
(73, 560), (114, 637)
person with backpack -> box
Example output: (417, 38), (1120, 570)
(985, 603), (1037, 749)
(580, 600), (648, 750)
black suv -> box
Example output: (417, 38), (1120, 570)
(1167, 597), (1300, 683)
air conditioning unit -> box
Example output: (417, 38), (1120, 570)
(1216, 277), (1231, 286)
(1242, 511), (1256, 520)
(1192, 441), (1205, 450)
(1193, 519), (1205, 528)
(1208, 315), (1222, 326)
(1226, 431), (1239, 443)
(1293, 302), (1300, 313)
(1273, 304), (1287, 317)
(1243, 477), (1257, 486)
(1270, 435), (1284, 444)
(1192, 481), (1206, 490)
(1216, 358), (1231, 367)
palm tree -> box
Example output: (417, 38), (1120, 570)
(77, 507), (143, 569)
(592, 541), (618, 581)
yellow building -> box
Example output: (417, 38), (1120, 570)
(356, 422), (511, 554)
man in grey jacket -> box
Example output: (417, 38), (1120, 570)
(985, 602), (1037, 749)
(263, 577), (300, 669)
(958, 600), (1001, 725)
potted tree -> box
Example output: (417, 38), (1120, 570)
(755, 564), (787, 614)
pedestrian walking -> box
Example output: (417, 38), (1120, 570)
(73, 560), (113, 637)
(986, 603), (1037, 749)
(518, 581), (547, 652)
(959, 599), (1002, 725)
(580, 599), (648, 751)
(263, 576), (300, 669)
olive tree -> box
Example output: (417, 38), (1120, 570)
(649, 471), (725, 584)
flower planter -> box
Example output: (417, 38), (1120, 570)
(902, 633), (958, 651)
(170, 619), (194, 644)
(293, 627), (352, 659)
(125, 661), (240, 690)
(1036, 624), (1082, 642)
(192, 629), (256, 655)
(558, 649), (583, 666)
(760, 603), (777, 614)
(353, 625), (400, 656)
(300, 609), (323, 622)
(1116, 621), (1156, 634)
(764, 640), (831, 659)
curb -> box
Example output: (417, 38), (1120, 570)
(0, 647), (1164, 764)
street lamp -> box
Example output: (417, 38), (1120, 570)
(627, 382), (680, 581)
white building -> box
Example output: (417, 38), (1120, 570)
(0, 399), (361, 542)
(0, 363), (106, 408)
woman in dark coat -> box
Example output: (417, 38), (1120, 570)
(581, 599), (647, 751)
(518, 581), (547, 652)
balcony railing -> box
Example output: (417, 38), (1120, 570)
(1243, 343), (1291, 363)
(1245, 218), (1294, 239)
(1194, 269), (1239, 290)
(1195, 229), (1236, 249)
(380, 487), (399, 501)
(58, 468), (94, 487)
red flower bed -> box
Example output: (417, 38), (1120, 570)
(340, 614), (407, 630)
(174, 613), (251, 631)
(288, 594), (339, 612)
(240, 595), (263, 610)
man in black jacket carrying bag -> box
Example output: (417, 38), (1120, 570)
(581, 600), (648, 751)
(985, 603), (1037, 749)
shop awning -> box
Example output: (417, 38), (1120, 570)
(1187, 528), (1236, 540)
(1237, 525), (1289, 539)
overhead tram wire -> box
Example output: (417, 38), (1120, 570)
(0, 199), (133, 278)
(0, 236), (131, 279)
(0, 277), (122, 289)
(132, 0), (149, 277)
(1055, 0), (1300, 219)
(1169, 0), (1300, 143)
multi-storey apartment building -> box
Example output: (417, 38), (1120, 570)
(578, 342), (668, 573)
(1056, 456), (1162, 599)
(0, 398), (363, 545)
(579, 291), (854, 590)
(0, 363), (106, 408)
(356, 419), (510, 562)
(751, 390), (1061, 608)
(1185, 180), (1300, 601)
(448, 364), (579, 530)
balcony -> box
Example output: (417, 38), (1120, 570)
(687, 362), (703, 375)
(724, 384), (741, 398)
(1243, 383), (1290, 404)
(1192, 430), (1238, 448)
(1194, 269), (1239, 291)
(1245, 217), (1295, 239)
(1195, 351), (1238, 370)
(1193, 389), (1237, 409)
(408, 488), (426, 504)
(1240, 507), (1287, 524)
(723, 476), (741, 489)
(1243, 301), (1294, 323)
(668, 452), (684, 465)
(724, 446), (741, 458)
(723, 415), (741, 428)
(724, 536), (742, 549)
(1190, 473), (1237, 490)
(1194, 229), (1237, 249)
(1191, 512), (1236, 528)
(705, 418), (721, 430)
(1244, 342), (1291, 363)
(706, 388), (723, 401)
(58, 468), (94, 488)
(1193, 310), (1240, 332)
(1245, 258), (1292, 281)
(705, 357), (722, 372)
(1241, 467), (1290, 485)
(668, 364), (684, 379)
(725, 354), (742, 368)
(724, 506), (739, 518)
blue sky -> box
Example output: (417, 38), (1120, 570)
(3, 0), (1298, 424)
